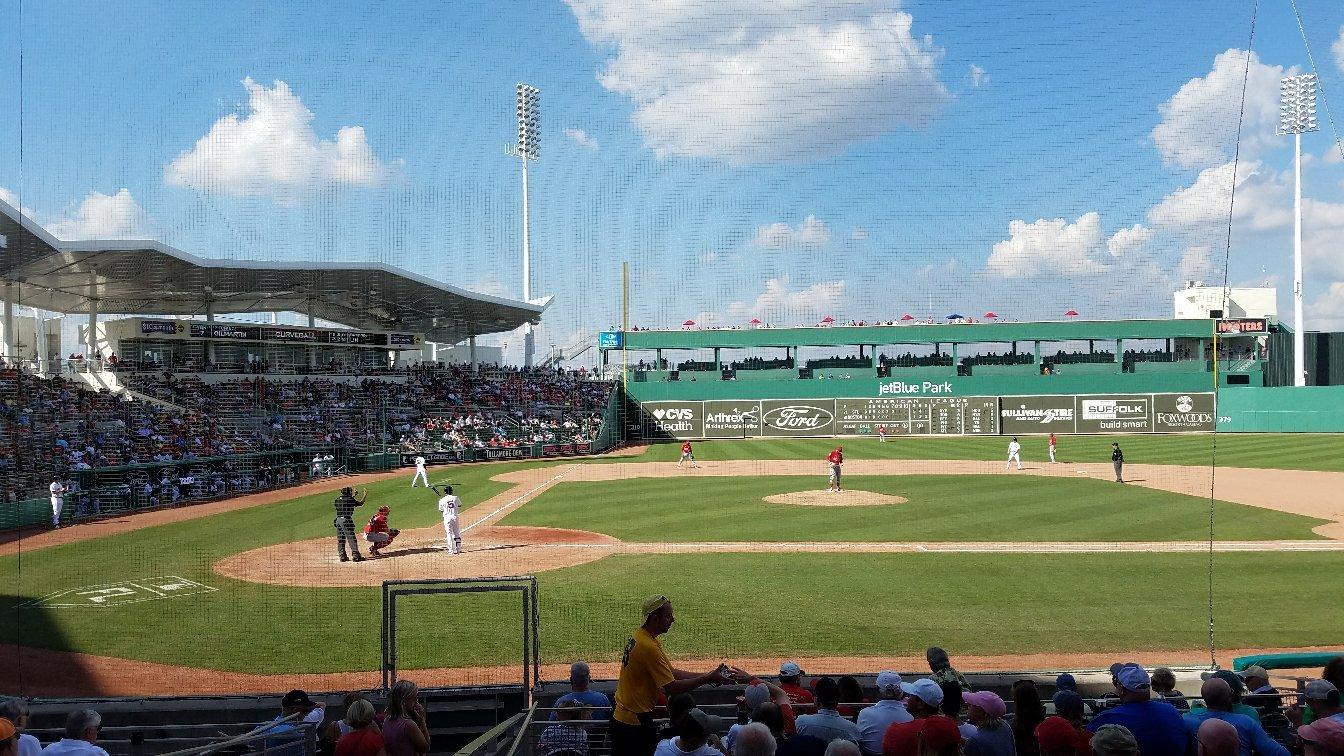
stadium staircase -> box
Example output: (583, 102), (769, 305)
(539, 332), (593, 369)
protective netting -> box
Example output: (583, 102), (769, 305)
(2, 0), (1343, 700)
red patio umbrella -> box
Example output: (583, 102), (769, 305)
(819, 316), (836, 325)
(748, 318), (762, 326)
(682, 319), (696, 327)
(900, 314), (915, 321)
(1064, 309), (1079, 317)
(983, 311), (998, 319)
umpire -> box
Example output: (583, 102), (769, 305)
(1111, 442), (1125, 483)
(334, 486), (368, 562)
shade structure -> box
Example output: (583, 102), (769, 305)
(946, 313), (963, 320)
(1064, 309), (1080, 317)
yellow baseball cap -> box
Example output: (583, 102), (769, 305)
(0, 718), (15, 741)
(642, 595), (669, 617)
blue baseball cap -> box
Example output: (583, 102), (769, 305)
(1116, 664), (1151, 692)
(1056, 673), (1077, 691)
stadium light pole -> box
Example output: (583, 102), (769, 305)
(507, 83), (540, 368)
(1279, 73), (1318, 387)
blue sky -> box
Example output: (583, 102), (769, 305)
(3, 0), (1344, 359)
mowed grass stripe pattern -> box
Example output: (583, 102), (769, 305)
(629, 434), (1344, 472)
(502, 475), (1325, 542)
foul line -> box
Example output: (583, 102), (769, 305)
(462, 468), (573, 534)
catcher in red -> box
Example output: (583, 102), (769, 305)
(363, 505), (401, 557)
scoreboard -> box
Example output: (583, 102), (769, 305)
(835, 397), (999, 435)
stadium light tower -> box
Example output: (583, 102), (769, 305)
(1279, 73), (1318, 387)
(507, 83), (540, 368)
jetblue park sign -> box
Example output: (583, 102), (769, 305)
(878, 380), (955, 395)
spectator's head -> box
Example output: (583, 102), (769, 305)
(838, 676), (864, 708)
(345, 699), (377, 729)
(1200, 678), (1233, 711)
(736, 722), (777, 756)
(1091, 725), (1139, 756)
(902, 679), (945, 718)
(1298, 717), (1344, 756)
(1055, 673), (1078, 692)
(65, 709), (102, 743)
(926, 647), (952, 673)
(938, 682), (964, 719)
(555, 699), (588, 724)
(1195, 718), (1239, 756)
(1151, 667), (1178, 695)
(668, 693), (696, 730)
(743, 683), (772, 713)
(1111, 663), (1152, 702)
(1209, 671), (1245, 703)
(1052, 691), (1085, 722)
(677, 709), (717, 751)
(916, 714), (964, 756)
(1238, 666), (1270, 692)
(779, 661), (804, 685)
(825, 741), (862, 756)
(642, 595), (674, 635)
(1012, 680), (1046, 732)
(281, 689), (316, 716)
(751, 702), (785, 739)
(387, 680), (420, 719)
(0, 718), (15, 756)
(569, 661), (591, 691)
(0, 700), (28, 731)
(814, 676), (841, 711)
(876, 671), (905, 701)
(963, 691), (1007, 726)
(1323, 657), (1344, 690)
(1303, 680), (1342, 717)
(1036, 716), (1082, 756)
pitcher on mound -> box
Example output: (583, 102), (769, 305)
(827, 446), (844, 492)
(434, 484), (463, 555)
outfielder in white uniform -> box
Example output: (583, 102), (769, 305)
(49, 479), (66, 527)
(436, 485), (463, 555)
(411, 455), (430, 487)
(1006, 438), (1023, 470)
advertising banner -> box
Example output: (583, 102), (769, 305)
(140, 319), (182, 335)
(1075, 394), (1152, 433)
(1216, 318), (1268, 335)
(1152, 393), (1216, 431)
(540, 443), (593, 456)
(1000, 396), (1077, 434)
(598, 331), (624, 349)
(703, 400), (762, 437)
(760, 399), (837, 437)
(640, 401), (704, 439)
(479, 447), (532, 461)
(399, 450), (466, 466)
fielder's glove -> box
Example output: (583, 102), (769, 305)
(389, 529), (401, 537)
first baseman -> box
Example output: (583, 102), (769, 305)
(410, 455), (430, 487)
(435, 484), (463, 554)
(49, 478), (65, 528)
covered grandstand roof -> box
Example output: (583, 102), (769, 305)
(0, 198), (548, 344)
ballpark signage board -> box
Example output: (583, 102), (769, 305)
(1153, 393), (1216, 431)
(1075, 394), (1152, 433)
(703, 400), (763, 437)
(1216, 318), (1268, 335)
(140, 319), (183, 335)
(598, 331), (624, 349)
(760, 399), (837, 437)
(999, 396), (1077, 434)
(641, 401), (704, 438)
(400, 450), (466, 466)
(877, 379), (956, 396)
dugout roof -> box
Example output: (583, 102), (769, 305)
(0, 197), (547, 344)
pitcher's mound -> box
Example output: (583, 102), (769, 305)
(764, 490), (907, 507)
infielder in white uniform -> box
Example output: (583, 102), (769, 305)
(434, 484), (463, 554)
(49, 479), (66, 528)
(410, 455), (430, 487)
(1006, 437), (1023, 470)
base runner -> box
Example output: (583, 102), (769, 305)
(827, 446), (844, 492)
(677, 440), (698, 469)
(434, 484), (463, 554)
(364, 505), (401, 557)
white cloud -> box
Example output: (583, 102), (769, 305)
(564, 128), (599, 150)
(697, 250), (720, 264)
(1308, 282), (1344, 330)
(985, 212), (1106, 278)
(44, 189), (149, 240)
(566, 1), (951, 164)
(1146, 160), (1291, 232)
(1334, 26), (1344, 74)
(850, 228), (869, 241)
(968, 64), (988, 87)
(0, 187), (34, 217)
(165, 77), (394, 200)
(726, 275), (846, 322)
(753, 214), (831, 249)
(1175, 245), (1215, 282)
(1151, 49), (1289, 169)
(1106, 224), (1154, 258)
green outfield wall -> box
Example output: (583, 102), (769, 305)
(1215, 386), (1344, 432)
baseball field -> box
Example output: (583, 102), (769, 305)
(4, 433), (1344, 697)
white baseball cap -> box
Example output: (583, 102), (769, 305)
(780, 661), (803, 677)
(876, 671), (904, 693)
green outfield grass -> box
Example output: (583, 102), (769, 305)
(627, 434), (1344, 471)
(501, 475), (1325, 542)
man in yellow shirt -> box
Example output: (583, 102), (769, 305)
(610, 595), (739, 756)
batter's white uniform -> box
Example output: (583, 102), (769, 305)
(411, 456), (429, 487)
(1006, 441), (1022, 470)
(49, 481), (65, 527)
(438, 493), (462, 554)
